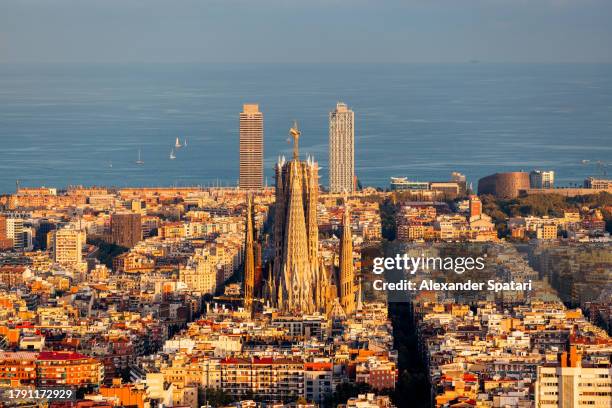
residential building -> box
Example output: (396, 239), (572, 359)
(530, 170), (555, 189)
(5, 217), (24, 250)
(53, 226), (84, 266)
(535, 348), (611, 407)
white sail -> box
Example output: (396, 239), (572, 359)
(169, 148), (176, 160)
(136, 149), (144, 165)
(175, 137), (182, 148)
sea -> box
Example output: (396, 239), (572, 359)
(0, 63), (611, 194)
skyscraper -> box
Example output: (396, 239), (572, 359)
(329, 102), (355, 194)
(239, 104), (264, 190)
(110, 212), (142, 248)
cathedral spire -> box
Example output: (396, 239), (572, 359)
(339, 195), (355, 315)
(271, 121), (322, 315)
(244, 194), (255, 312)
(289, 121), (300, 160)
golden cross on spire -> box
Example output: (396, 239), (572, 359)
(289, 120), (300, 160)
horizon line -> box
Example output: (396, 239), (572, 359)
(2, 61), (612, 65)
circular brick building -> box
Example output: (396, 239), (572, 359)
(477, 172), (530, 198)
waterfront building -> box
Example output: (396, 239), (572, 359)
(584, 177), (612, 190)
(477, 172), (531, 198)
(390, 176), (464, 199)
(389, 178), (430, 191)
(530, 170), (555, 189)
(329, 102), (355, 193)
(239, 104), (264, 190)
(451, 172), (468, 195)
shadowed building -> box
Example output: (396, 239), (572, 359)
(111, 212), (142, 248)
(478, 172), (530, 198)
(239, 104), (264, 190)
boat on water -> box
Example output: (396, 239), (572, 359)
(581, 159), (590, 164)
(169, 148), (176, 160)
(175, 137), (182, 148)
(136, 149), (144, 165)
(184, 138), (188, 147)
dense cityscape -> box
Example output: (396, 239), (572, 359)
(0, 101), (610, 408)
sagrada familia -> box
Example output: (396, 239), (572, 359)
(243, 122), (358, 317)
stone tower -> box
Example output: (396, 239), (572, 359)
(271, 122), (325, 314)
(243, 194), (255, 312)
(339, 198), (355, 315)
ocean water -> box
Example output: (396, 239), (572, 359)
(0, 63), (611, 194)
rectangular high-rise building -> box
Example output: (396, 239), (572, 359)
(329, 102), (355, 193)
(530, 170), (555, 189)
(111, 212), (142, 248)
(0, 216), (14, 250)
(239, 104), (264, 190)
(535, 348), (611, 407)
(5, 218), (24, 250)
(53, 226), (84, 266)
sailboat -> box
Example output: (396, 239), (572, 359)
(175, 137), (182, 148)
(169, 148), (176, 160)
(136, 149), (144, 165)
(184, 137), (188, 147)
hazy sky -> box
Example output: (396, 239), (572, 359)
(1, 0), (611, 63)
